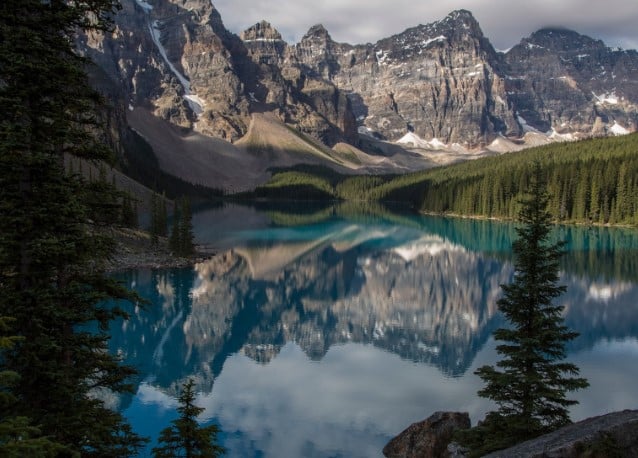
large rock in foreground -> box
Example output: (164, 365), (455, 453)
(383, 411), (471, 458)
(485, 409), (638, 458)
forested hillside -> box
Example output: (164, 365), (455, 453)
(248, 134), (638, 226)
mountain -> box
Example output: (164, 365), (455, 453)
(79, 1), (638, 191)
(504, 28), (638, 137)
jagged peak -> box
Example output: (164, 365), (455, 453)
(444, 9), (476, 22)
(383, 8), (486, 49)
(522, 27), (606, 52)
(302, 24), (333, 42)
(241, 20), (284, 42)
(437, 9), (483, 37)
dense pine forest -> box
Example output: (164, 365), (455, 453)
(248, 133), (638, 226)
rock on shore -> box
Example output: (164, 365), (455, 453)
(384, 410), (638, 458)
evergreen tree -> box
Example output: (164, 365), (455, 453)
(170, 200), (181, 253)
(121, 193), (138, 228)
(159, 194), (168, 237)
(459, 162), (589, 456)
(150, 193), (168, 244)
(0, 0), (146, 455)
(152, 379), (225, 458)
(179, 198), (195, 257)
(0, 317), (63, 456)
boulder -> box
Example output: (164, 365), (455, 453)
(383, 411), (471, 458)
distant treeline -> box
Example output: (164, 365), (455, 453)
(243, 133), (638, 226)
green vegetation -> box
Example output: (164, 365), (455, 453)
(245, 134), (638, 227)
(0, 0), (146, 454)
(121, 192), (139, 228)
(151, 193), (169, 244)
(0, 317), (63, 456)
(152, 379), (225, 458)
(458, 164), (588, 456)
(170, 198), (196, 256)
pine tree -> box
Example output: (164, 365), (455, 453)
(459, 162), (589, 456)
(0, 0), (146, 455)
(150, 193), (168, 244)
(152, 379), (225, 458)
(121, 193), (138, 228)
(170, 200), (181, 254)
(179, 198), (195, 257)
(159, 194), (168, 237)
(0, 317), (63, 456)
(151, 193), (161, 245)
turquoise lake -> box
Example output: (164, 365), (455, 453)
(109, 202), (638, 457)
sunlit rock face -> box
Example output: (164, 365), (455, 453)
(504, 28), (638, 137)
(81, 3), (638, 156)
(80, 0), (357, 146)
(294, 10), (518, 146)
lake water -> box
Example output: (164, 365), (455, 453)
(109, 202), (638, 457)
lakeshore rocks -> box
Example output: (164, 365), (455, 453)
(485, 409), (638, 458)
(383, 411), (471, 458)
(385, 410), (638, 458)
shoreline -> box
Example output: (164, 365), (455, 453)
(419, 210), (638, 229)
(103, 227), (215, 272)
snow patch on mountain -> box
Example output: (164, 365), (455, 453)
(135, 0), (153, 12)
(396, 132), (446, 150)
(593, 92), (619, 105)
(517, 114), (541, 133)
(610, 121), (630, 135)
(149, 20), (205, 115)
(423, 35), (446, 47)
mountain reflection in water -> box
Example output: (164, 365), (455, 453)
(110, 203), (638, 458)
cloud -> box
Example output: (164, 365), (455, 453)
(212, 0), (638, 50)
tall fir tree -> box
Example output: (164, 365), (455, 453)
(150, 193), (168, 244)
(152, 379), (225, 458)
(0, 0), (146, 455)
(0, 317), (63, 456)
(170, 200), (181, 254)
(459, 162), (589, 456)
(179, 198), (195, 257)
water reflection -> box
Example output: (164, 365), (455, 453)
(111, 204), (638, 457)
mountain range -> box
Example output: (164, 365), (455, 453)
(80, 0), (638, 191)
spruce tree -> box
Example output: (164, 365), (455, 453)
(0, 0), (146, 455)
(179, 198), (195, 257)
(460, 162), (589, 455)
(152, 379), (225, 458)
(0, 317), (63, 456)
(150, 193), (168, 244)
(121, 193), (138, 228)
(170, 200), (181, 254)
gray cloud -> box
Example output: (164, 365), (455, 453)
(213, 0), (638, 50)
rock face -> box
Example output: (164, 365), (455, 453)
(80, 0), (357, 146)
(485, 410), (638, 457)
(504, 28), (638, 138)
(293, 11), (638, 146)
(382, 411), (471, 458)
(81, 2), (638, 166)
(295, 10), (518, 146)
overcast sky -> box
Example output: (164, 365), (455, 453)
(212, 0), (638, 51)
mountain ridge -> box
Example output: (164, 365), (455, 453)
(80, 2), (638, 191)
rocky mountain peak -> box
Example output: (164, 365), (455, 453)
(526, 27), (606, 53)
(302, 24), (334, 43)
(84, 2), (638, 172)
(442, 9), (478, 26)
(437, 9), (483, 37)
(240, 20), (284, 42)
